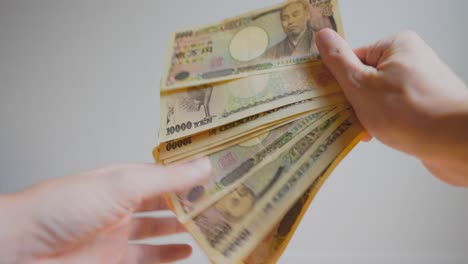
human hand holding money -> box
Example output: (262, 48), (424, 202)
(316, 28), (468, 187)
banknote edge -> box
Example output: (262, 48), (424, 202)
(268, 128), (365, 264)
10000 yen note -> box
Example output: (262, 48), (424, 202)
(212, 117), (363, 263)
(157, 93), (347, 161)
(183, 109), (352, 258)
(162, 0), (343, 90)
(246, 127), (366, 264)
(243, 167), (329, 264)
(245, 138), (361, 264)
(170, 107), (343, 222)
(162, 108), (328, 164)
(244, 157), (343, 264)
(160, 63), (340, 142)
(162, 113), (310, 164)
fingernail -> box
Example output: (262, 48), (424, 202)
(316, 28), (336, 51)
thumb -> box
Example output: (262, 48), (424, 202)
(316, 29), (373, 99)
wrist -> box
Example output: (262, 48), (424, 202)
(421, 97), (468, 186)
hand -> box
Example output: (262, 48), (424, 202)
(0, 159), (211, 263)
(315, 29), (468, 186)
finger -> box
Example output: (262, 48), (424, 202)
(113, 157), (212, 200)
(129, 217), (186, 240)
(354, 46), (370, 65)
(354, 39), (394, 68)
(156, 158), (212, 194)
(316, 28), (376, 99)
(126, 244), (192, 264)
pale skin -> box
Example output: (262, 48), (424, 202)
(316, 28), (468, 186)
(0, 159), (212, 263)
(1, 29), (467, 263)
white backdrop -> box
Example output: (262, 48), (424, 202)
(0, 0), (467, 263)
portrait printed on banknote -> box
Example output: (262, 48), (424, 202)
(162, 0), (341, 90)
(265, 0), (338, 59)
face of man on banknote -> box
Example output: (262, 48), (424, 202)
(280, 1), (310, 40)
(266, 0), (315, 59)
(214, 185), (255, 220)
(308, 0), (336, 32)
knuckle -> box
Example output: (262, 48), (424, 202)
(348, 69), (364, 88)
(327, 45), (346, 60)
(349, 67), (374, 88)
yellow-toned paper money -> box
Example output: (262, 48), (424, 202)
(194, 116), (363, 263)
(181, 110), (355, 261)
(168, 107), (346, 222)
(158, 93), (347, 161)
(162, 0), (343, 90)
(244, 130), (365, 264)
(153, 1), (362, 262)
(160, 105), (333, 164)
(160, 63), (340, 142)
(161, 109), (321, 164)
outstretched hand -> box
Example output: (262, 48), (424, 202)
(0, 159), (211, 264)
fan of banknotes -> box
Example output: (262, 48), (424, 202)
(152, 0), (365, 263)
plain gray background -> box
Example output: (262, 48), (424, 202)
(1, 0), (467, 263)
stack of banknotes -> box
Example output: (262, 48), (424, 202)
(153, 0), (364, 263)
